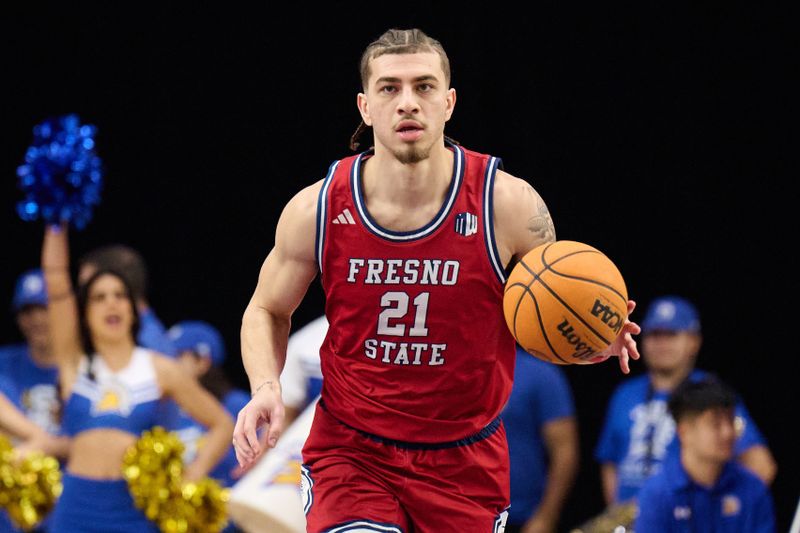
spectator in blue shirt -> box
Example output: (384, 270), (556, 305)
(164, 320), (249, 489)
(77, 245), (177, 357)
(502, 347), (578, 533)
(635, 378), (775, 532)
(595, 295), (776, 505)
(0, 270), (61, 437)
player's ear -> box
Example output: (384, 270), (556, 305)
(444, 87), (456, 122)
(357, 93), (372, 126)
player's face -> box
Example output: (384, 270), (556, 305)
(642, 330), (700, 374)
(85, 274), (135, 344)
(681, 408), (736, 464)
(358, 52), (456, 164)
(16, 305), (50, 350)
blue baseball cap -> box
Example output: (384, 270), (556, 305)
(167, 321), (226, 366)
(641, 295), (701, 334)
(12, 269), (48, 312)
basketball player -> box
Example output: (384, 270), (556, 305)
(233, 28), (640, 532)
(595, 295), (776, 506)
(634, 378), (775, 532)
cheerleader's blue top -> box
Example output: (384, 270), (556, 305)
(62, 347), (163, 437)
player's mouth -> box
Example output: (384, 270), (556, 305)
(105, 314), (123, 327)
(395, 120), (424, 142)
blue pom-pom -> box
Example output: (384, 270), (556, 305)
(16, 114), (103, 230)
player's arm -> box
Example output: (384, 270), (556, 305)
(493, 170), (640, 373)
(492, 170), (556, 268)
(233, 181), (322, 467)
(525, 416), (579, 533)
(41, 224), (83, 396)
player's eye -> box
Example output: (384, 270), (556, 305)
(380, 85), (397, 94)
(417, 83), (433, 92)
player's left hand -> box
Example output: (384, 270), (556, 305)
(590, 299), (641, 374)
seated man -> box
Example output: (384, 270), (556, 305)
(635, 378), (775, 532)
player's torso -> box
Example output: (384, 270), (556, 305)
(317, 143), (515, 442)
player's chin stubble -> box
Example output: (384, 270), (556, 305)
(393, 142), (432, 165)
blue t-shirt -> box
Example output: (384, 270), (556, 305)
(502, 349), (575, 525)
(0, 343), (60, 434)
(595, 370), (767, 502)
(138, 308), (178, 358)
(635, 456), (775, 532)
(163, 388), (248, 488)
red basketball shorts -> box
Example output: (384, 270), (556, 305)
(301, 401), (510, 533)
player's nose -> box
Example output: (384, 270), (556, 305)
(396, 86), (420, 115)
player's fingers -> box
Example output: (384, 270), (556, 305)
(232, 409), (252, 463)
(627, 333), (641, 360)
(619, 345), (631, 374)
(241, 408), (261, 457)
(627, 299), (637, 315)
(266, 406), (285, 448)
(626, 319), (642, 335)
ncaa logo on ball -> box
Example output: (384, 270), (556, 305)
(591, 298), (624, 334)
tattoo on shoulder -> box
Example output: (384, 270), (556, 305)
(523, 184), (556, 243)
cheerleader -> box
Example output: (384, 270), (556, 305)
(42, 224), (234, 532)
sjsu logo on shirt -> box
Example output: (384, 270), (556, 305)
(722, 495), (741, 517)
(91, 381), (132, 416)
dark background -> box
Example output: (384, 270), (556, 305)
(1, 5), (795, 531)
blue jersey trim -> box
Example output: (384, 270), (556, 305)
(319, 399), (501, 450)
(301, 463), (314, 516)
(315, 160), (341, 273)
(351, 141), (464, 242)
(483, 156), (506, 283)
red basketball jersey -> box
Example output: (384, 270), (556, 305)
(316, 142), (516, 442)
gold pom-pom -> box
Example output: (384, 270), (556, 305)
(0, 435), (62, 531)
(180, 479), (230, 533)
(123, 427), (229, 532)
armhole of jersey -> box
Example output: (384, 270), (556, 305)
(315, 160), (340, 274)
(483, 156), (507, 284)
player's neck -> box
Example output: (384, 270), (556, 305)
(649, 365), (693, 392)
(364, 142), (453, 208)
(681, 448), (724, 488)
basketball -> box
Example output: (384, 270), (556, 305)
(503, 240), (628, 365)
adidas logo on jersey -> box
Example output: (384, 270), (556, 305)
(454, 212), (478, 236)
(332, 208), (356, 225)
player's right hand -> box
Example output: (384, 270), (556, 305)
(232, 381), (285, 468)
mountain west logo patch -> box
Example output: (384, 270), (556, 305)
(454, 212), (478, 237)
